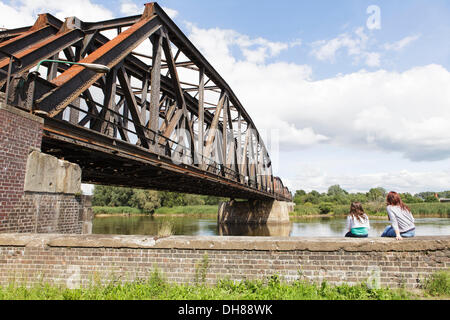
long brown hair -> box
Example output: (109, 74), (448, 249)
(386, 191), (410, 212)
(349, 202), (367, 222)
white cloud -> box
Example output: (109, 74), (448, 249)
(120, 1), (178, 19)
(185, 23), (450, 164)
(289, 39), (302, 48)
(302, 65), (450, 161)
(185, 24), (330, 151)
(120, 0), (140, 16)
(186, 23), (293, 65)
(384, 34), (421, 51)
(238, 37), (289, 64)
(287, 166), (450, 194)
(0, 0), (113, 27)
(162, 6), (179, 19)
(364, 52), (381, 67)
(0, 2), (35, 28)
(311, 27), (380, 68)
(0, 0), (180, 29)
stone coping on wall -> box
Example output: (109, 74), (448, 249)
(0, 234), (448, 252)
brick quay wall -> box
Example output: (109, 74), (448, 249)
(0, 234), (448, 289)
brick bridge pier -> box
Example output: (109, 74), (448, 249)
(0, 101), (92, 234)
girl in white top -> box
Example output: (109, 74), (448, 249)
(345, 202), (370, 238)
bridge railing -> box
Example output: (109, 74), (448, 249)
(45, 91), (263, 191)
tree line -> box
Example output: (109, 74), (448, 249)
(92, 184), (449, 214)
(293, 185), (450, 206)
(92, 185), (226, 213)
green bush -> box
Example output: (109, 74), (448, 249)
(423, 271), (450, 297)
(92, 185), (227, 211)
(425, 195), (439, 203)
(129, 190), (161, 213)
(319, 202), (334, 215)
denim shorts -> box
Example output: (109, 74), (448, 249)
(381, 226), (415, 238)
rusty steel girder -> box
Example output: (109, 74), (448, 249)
(0, 2), (292, 201)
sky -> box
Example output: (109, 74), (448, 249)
(1, 0), (449, 195)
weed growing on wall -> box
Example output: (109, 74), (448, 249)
(194, 254), (210, 285)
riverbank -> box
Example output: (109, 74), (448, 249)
(93, 202), (450, 218)
(291, 202), (450, 217)
(93, 205), (219, 216)
(1, 271), (448, 300)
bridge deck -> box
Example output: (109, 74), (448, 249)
(42, 117), (285, 201)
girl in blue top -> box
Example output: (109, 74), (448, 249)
(345, 202), (370, 238)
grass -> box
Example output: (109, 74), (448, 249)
(408, 203), (450, 215)
(0, 272), (423, 300)
(291, 202), (450, 217)
(423, 271), (450, 297)
(154, 205), (218, 215)
(93, 205), (219, 216)
(292, 204), (321, 216)
(93, 206), (144, 215)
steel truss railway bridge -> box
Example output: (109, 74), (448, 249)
(0, 2), (292, 202)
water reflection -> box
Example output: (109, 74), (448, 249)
(93, 215), (215, 236)
(290, 217), (450, 237)
(93, 215), (450, 237)
(218, 223), (292, 237)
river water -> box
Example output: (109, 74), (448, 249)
(93, 215), (450, 237)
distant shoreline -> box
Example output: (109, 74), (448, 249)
(92, 202), (450, 219)
(94, 212), (448, 219)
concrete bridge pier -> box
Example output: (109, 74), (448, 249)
(0, 101), (92, 234)
(218, 199), (295, 228)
